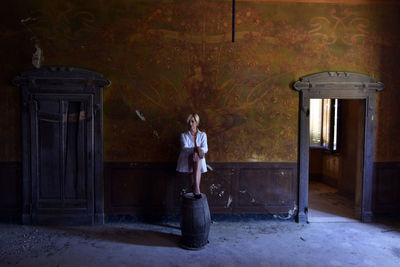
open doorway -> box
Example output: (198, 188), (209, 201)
(308, 99), (365, 222)
(293, 72), (383, 223)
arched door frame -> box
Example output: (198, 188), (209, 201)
(293, 72), (383, 223)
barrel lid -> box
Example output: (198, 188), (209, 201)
(182, 193), (206, 200)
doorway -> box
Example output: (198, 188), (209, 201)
(293, 72), (383, 223)
(308, 99), (365, 222)
(14, 67), (111, 225)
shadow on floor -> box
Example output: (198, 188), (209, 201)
(48, 225), (181, 248)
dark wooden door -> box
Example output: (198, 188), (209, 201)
(15, 66), (110, 225)
(30, 94), (94, 224)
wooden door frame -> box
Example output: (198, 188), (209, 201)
(14, 66), (110, 225)
(293, 72), (383, 223)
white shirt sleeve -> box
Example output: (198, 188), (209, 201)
(199, 132), (208, 154)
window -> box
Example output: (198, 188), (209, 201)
(310, 98), (341, 152)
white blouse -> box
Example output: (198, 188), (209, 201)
(176, 130), (208, 173)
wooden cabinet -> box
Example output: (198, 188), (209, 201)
(14, 67), (110, 225)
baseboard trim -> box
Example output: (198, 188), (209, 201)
(105, 213), (296, 223)
(0, 214), (21, 224)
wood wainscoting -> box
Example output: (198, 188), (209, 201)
(373, 162), (400, 215)
(104, 162), (298, 218)
(2, 161), (399, 222)
(0, 162), (21, 223)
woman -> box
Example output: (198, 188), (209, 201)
(176, 113), (208, 199)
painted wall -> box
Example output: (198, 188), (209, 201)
(1, 0), (400, 164)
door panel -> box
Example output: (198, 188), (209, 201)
(64, 101), (86, 199)
(38, 116), (61, 199)
(31, 94), (94, 224)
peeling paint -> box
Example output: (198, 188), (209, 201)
(134, 110), (162, 140)
(181, 188), (188, 195)
(21, 17), (35, 24)
(226, 195), (232, 208)
(273, 205), (297, 220)
(209, 183), (221, 194)
(135, 110), (146, 121)
(32, 43), (43, 69)
(152, 130), (160, 139)
(209, 183), (225, 198)
(20, 16), (42, 69)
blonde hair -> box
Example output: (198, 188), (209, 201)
(187, 113), (200, 126)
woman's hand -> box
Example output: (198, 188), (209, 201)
(196, 147), (205, 158)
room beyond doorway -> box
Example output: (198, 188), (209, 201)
(308, 99), (365, 222)
(308, 181), (356, 222)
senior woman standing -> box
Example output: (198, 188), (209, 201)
(176, 113), (208, 199)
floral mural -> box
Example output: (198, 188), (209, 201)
(1, 0), (399, 162)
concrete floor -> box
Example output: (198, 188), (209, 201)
(1, 183), (399, 267)
(1, 217), (400, 266)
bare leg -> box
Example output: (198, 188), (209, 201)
(193, 160), (202, 195)
(191, 172), (195, 193)
(189, 154), (195, 193)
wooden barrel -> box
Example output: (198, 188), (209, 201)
(180, 193), (211, 249)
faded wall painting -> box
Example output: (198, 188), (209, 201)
(1, 0), (399, 162)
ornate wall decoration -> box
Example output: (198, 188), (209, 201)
(309, 8), (370, 45)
